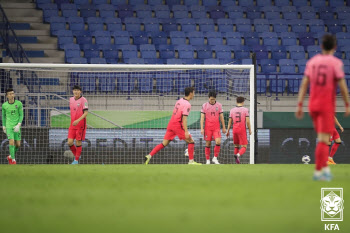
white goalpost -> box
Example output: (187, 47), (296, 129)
(0, 63), (255, 164)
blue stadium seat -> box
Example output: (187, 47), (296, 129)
(117, 5), (134, 18)
(155, 9), (171, 19)
(80, 6), (97, 18)
(43, 9), (59, 22)
(150, 32), (168, 45)
(231, 45), (250, 60)
(282, 6), (298, 20)
(143, 18), (160, 33)
(50, 21), (67, 35)
(210, 8), (226, 19)
(93, 31), (111, 45)
(117, 74), (134, 93)
(257, 74), (267, 94)
(298, 32), (315, 47)
(329, 0), (346, 7)
(225, 32), (242, 46)
(125, 58), (145, 64)
(196, 45), (212, 59)
(206, 31), (224, 45)
(161, 18), (177, 32)
(237, 0), (254, 7)
(260, 32), (278, 46)
(55, 30), (72, 37)
(212, 74), (228, 93)
(307, 45), (321, 58)
(58, 35), (74, 50)
(294, 59), (307, 73)
(60, 3), (76, 10)
(158, 45), (175, 59)
(318, 7), (335, 20)
(173, 9), (189, 19)
(131, 32), (149, 45)
(89, 58), (106, 64)
(120, 45), (138, 59)
(244, 32), (260, 46)
(78, 73), (96, 92)
(326, 20), (344, 33)
(178, 18), (196, 32)
(140, 44), (157, 59)
(288, 45), (305, 60)
(167, 58), (183, 64)
(197, 18), (215, 32)
(75, 0), (90, 6)
(253, 45), (268, 59)
(99, 75), (116, 92)
(279, 59), (295, 73)
(227, 6), (245, 19)
(62, 9), (78, 17)
(194, 74), (211, 93)
(103, 49), (119, 60)
(156, 76), (174, 93)
(269, 46), (287, 60)
(176, 45), (194, 59)
(129, 0), (145, 4)
(40, 3), (57, 10)
(293, 0), (308, 7)
(175, 73), (191, 94)
(81, 44), (99, 51)
(246, 6), (262, 19)
(234, 18), (252, 32)
(213, 45), (232, 60)
(254, 19), (270, 33)
(69, 57), (88, 64)
(289, 20), (308, 33)
(189, 5), (206, 19)
(256, 0), (271, 6)
(187, 31), (205, 46)
(93, 0), (109, 4)
(274, 0), (290, 6)
(202, 0), (217, 6)
(217, 18), (234, 32)
(280, 32), (297, 46)
(68, 22), (85, 31)
(183, 0), (199, 5)
(308, 19), (325, 33)
(136, 8), (152, 18)
(336, 32), (350, 47)
(286, 75), (302, 93)
(269, 75), (285, 94)
(259, 59), (277, 73)
(203, 58), (220, 64)
(270, 19), (288, 32)
(99, 5), (116, 18)
(148, 0), (163, 5)
(107, 23), (122, 32)
(262, 6), (281, 20)
(84, 49), (100, 59)
(172, 5), (187, 11)
(137, 75), (153, 93)
(170, 31), (186, 45)
(299, 6), (316, 20)
(88, 23), (104, 31)
(124, 17), (141, 32)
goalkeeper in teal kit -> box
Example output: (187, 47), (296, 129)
(2, 88), (23, 165)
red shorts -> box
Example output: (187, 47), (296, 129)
(204, 128), (221, 141)
(233, 131), (248, 145)
(164, 127), (186, 141)
(330, 128), (340, 141)
(309, 111), (334, 134)
(68, 127), (87, 141)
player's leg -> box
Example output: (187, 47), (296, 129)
(329, 129), (341, 164)
(6, 128), (16, 164)
(71, 128), (87, 164)
(205, 140), (211, 164)
(144, 130), (172, 164)
(212, 137), (221, 165)
(233, 133), (240, 164)
(67, 128), (77, 157)
(184, 136), (200, 165)
(314, 133), (331, 180)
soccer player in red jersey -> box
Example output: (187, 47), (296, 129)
(67, 85), (88, 165)
(144, 87), (201, 165)
(296, 34), (350, 180)
(200, 91), (226, 165)
(226, 97), (252, 164)
(327, 116), (344, 165)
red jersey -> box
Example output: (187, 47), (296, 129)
(304, 54), (344, 113)
(229, 106), (249, 133)
(167, 98), (191, 129)
(70, 96), (88, 129)
(201, 101), (223, 130)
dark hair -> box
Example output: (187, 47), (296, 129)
(6, 88), (14, 95)
(184, 87), (195, 96)
(73, 85), (82, 91)
(322, 34), (337, 51)
(208, 90), (217, 98)
(236, 96), (245, 103)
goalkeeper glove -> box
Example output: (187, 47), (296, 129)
(13, 123), (21, 133)
(2, 126), (6, 134)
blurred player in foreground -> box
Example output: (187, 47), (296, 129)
(2, 88), (23, 165)
(327, 116), (344, 165)
(144, 87), (201, 165)
(226, 96), (251, 164)
(296, 34), (350, 181)
(200, 91), (226, 164)
(65, 85), (88, 165)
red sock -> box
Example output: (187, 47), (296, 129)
(75, 146), (82, 161)
(234, 147), (239, 155)
(150, 143), (165, 156)
(315, 142), (329, 171)
(330, 143), (340, 158)
(70, 145), (76, 155)
(214, 145), (220, 157)
(188, 143), (194, 160)
(238, 147), (246, 156)
(205, 147), (210, 160)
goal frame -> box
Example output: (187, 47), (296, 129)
(0, 63), (256, 164)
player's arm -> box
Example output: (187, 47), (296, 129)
(295, 76), (310, 119)
(220, 113), (226, 133)
(338, 78), (350, 116)
(226, 117), (232, 137)
(200, 113), (205, 135)
(73, 109), (88, 126)
(13, 102), (23, 132)
(182, 115), (190, 139)
(246, 116), (252, 135)
(334, 116), (344, 132)
(2, 105), (6, 134)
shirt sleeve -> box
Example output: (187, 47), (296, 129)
(18, 102), (24, 124)
(245, 108), (250, 117)
(229, 109), (232, 118)
(334, 60), (345, 80)
(304, 60), (311, 78)
(219, 104), (223, 113)
(201, 104), (205, 114)
(183, 102), (191, 116)
(83, 98), (88, 111)
(2, 104), (6, 126)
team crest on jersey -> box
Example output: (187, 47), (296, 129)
(77, 103), (80, 107)
(216, 107), (218, 111)
(15, 105), (18, 108)
(84, 102), (88, 107)
(187, 108), (190, 113)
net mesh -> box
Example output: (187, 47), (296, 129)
(0, 64), (254, 164)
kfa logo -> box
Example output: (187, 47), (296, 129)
(321, 188), (344, 221)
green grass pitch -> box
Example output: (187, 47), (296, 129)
(0, 165), (349, 233)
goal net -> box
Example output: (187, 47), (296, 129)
(0, 64), (255, 164)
